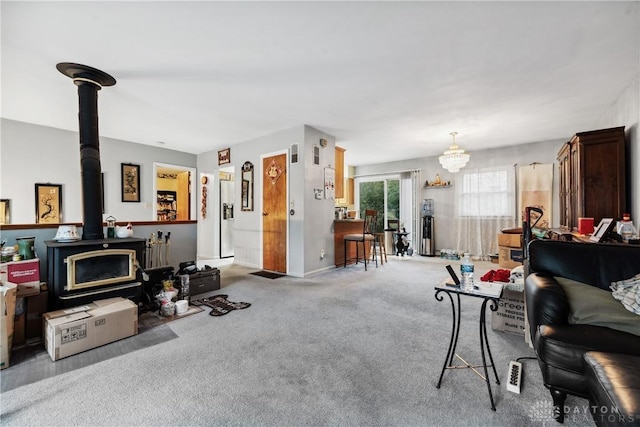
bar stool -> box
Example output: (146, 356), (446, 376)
(343, 210), (378, 271)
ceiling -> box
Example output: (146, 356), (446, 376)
(2, 1), (638, 167)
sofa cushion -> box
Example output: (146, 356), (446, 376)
(583, 352), (640, 426)
(555, 277), (640, 337)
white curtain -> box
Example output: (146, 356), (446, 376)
(399, 170), (420, 250)
(454, 165), (517, 257)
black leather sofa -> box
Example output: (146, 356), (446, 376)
(525, 239), (640, 423)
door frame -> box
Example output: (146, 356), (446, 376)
(152, 162), (197, 221)
(260, 150), (289, 273)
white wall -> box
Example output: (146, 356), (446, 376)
(302, 126), (337, 274)
(1, 119), (197, 223)
(597, 75), (640, 221)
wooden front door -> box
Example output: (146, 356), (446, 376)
(262, 153), (287, 273)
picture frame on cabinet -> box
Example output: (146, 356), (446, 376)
(121, 163), (140, 202)
(589, 218), (615, 242)
(35, 183), (62, 223)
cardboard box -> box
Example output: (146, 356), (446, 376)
(1, 282), (17, 369)
(0, 259), (41, 297)
(491, 287), (526, 335)
(498, 246), (523, 269)
(44, 297), (138, 361)
(497, 233), (521, 248)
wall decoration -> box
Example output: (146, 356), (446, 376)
(518, 163), (553, 229)
(265, 159), (282, 185)
(35, 183), (62, 223)
(241, 161), (254, 211)
(121, 163), (140, 202)
(324, 167), (335, 200)
(0, 199), (10, 225)
(201, 175), (208, 219)
(218, 148), (230, 165)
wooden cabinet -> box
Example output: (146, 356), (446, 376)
(335, 146), (345, 199)
(557, 126), (626, 231)
(336, 177), (354, 205)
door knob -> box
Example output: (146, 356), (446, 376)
(263, 212), (268, 216)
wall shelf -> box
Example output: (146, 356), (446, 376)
(424, 184), (452, 189)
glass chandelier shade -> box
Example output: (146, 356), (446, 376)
(438, 132), (470, 173)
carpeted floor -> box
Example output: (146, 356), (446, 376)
(0, 256), (593, 426)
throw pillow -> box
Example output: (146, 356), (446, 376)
(610, 273), (640, 315)
(555, 276), (640, 337)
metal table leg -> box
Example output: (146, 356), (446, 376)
(479, 298), (501, 411)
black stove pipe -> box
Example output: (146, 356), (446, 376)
(77, 82), (104, 240)
(57, 63), (116, 240)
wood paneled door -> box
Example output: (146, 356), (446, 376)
(262, 153), (287, 273)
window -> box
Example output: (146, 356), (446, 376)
(457, 167), (514, 218)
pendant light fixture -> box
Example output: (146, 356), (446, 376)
(439, 131), (470, 173)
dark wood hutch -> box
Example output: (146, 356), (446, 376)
(557, 126), (626, 232)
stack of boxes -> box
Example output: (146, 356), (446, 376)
(492, 232), (526, 335)
(0, 258), (47, 347)
(497, 232), (523, 269)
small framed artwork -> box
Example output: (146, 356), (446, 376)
(589, 218), (615, 242)
(218, 148), (230, 165)
(0, 199), (10, 225)
(35, 183), (62, 224)
(324, 167), (335, 200)
(121, 163), (140, 202)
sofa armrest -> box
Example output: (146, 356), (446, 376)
(525, 272), (570, 344)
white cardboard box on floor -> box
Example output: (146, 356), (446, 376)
(43, 297), (138, 361)
(491, 288), (526, 335)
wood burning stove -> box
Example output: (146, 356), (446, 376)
(47, 63), (149, 309)
(46, 237), (146, 309)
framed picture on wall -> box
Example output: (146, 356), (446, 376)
(0, 199), (10, 225)
(121, 163), (140, 202)
(218, 148), (230, 165)
(35, 183), (62, 223)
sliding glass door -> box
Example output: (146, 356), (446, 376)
(357, 176), (399, 232)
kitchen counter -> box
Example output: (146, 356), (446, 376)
(334, 219), (369, 267)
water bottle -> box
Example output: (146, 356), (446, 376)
(618, 214), (637, 242)
(460, 253), (474, 292)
